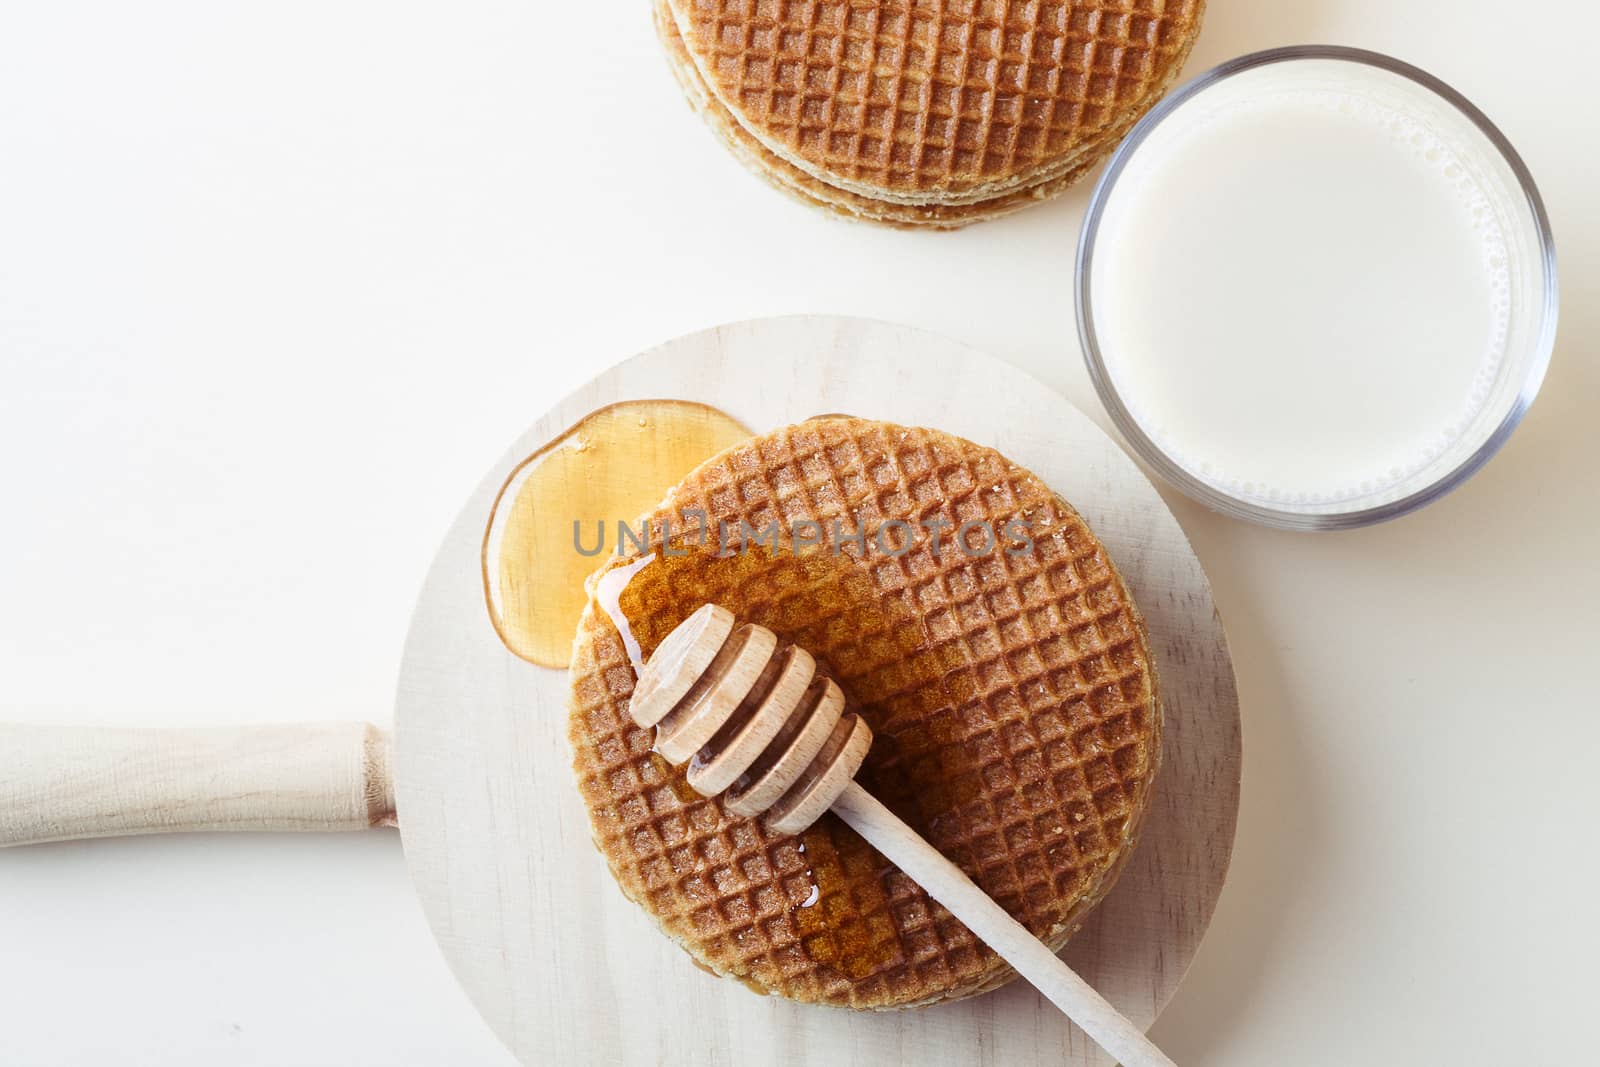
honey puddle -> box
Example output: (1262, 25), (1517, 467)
(593, 537), (970, 985)
(482, 399), (751, 667)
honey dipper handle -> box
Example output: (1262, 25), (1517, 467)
(0, 723), (396, 847)
(832, 782), (1177, 1067)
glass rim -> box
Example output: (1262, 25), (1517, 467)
(1074, 45), (1559, 531)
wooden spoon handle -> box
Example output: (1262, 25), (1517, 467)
(0, 723), (396, 847)
(831, 781), (1176, 1067)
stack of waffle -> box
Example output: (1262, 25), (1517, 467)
(568, 418), (1160, 1008)
(656, 0), (1205, 229)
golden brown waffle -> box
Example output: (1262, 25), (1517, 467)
(567, 417), (1161, 1008)
(655, 0), (1119, 229)
(655, 0), (1128, 229)
(659, 0), (1204, 220)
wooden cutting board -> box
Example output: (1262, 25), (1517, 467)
(393, 315), (1241, 1066)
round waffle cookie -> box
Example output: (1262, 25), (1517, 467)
(657, 0), (1204, 226)
(654, 0), (1114, 229)
(567, 417), (1161, 1008)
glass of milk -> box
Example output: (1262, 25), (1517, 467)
(1076, 46), (1557, 529)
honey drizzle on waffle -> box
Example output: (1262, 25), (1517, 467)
(598, 539), (920, 982)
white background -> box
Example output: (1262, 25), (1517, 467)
(1, 2), (1595, 1065)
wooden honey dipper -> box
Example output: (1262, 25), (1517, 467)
(631, 604), (1177, 1067)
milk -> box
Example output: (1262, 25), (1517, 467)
(1084, 58), (1543, 513)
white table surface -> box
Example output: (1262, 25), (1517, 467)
(1, 2), (1595, 1065)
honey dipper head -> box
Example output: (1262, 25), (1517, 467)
(629, 603), (872, 835)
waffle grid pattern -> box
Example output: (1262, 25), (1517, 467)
(568, 418), (1158, 1007)
(672, 0), (1203, 192)
(657, 0), (1157, 227)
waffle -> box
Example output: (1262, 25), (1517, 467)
(658, 0), (1204, 224)
(655, 0), (1114, 229)
(567, 417), (1161, 1008)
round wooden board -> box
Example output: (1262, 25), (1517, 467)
(394, 316), (1241, 1066)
